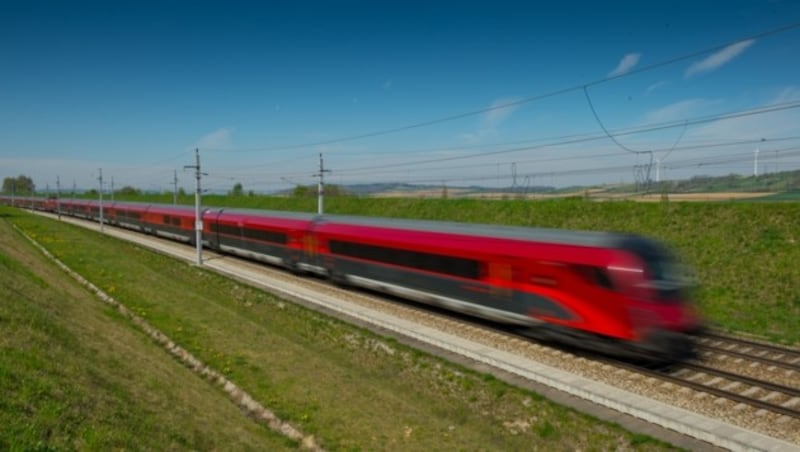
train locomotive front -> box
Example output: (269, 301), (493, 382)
(311, 216), (702, 362)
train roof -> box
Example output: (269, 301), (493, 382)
(212, 207), (633, 249)
(211, 207), (317, 221)
(53, 200), (662, 251)
(316, 213), (644, 250)
(211, 208), (649, 251)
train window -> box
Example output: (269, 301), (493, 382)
(329, 240), (480, 279)
(593, 267), (614, 290)
(210, 223), (242, 236)
(619, 237), (694, 301)
(572, 264), (615, 290)
(242, 227), (288, 244)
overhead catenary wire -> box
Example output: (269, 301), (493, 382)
(387, 147), (800, 186)
(210, 100), (800, 181)
(204, 21), (800, 154)
(231, 145), (800, 192)
(583, 85), (645, 155)
(88, 22), (800, 193)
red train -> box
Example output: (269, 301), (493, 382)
(4, 196), (703, 361)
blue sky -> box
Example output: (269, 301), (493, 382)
(2, 0), (800, 193)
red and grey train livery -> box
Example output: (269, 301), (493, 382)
(4, 197), (703, 361)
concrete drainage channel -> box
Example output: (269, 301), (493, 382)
(38, 214), (800, 451)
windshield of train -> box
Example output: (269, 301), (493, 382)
(622, 237), (697, 301)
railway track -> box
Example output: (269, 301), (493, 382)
(564, 330), (800, 421)
(696, 331), (800, 372)
(625, 360), (800, 419)
(653, 331), (800, 420)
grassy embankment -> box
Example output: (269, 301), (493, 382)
(0, 211), (293, 450)
(118, 194), (800, 345)
(1, 207), (677, 450)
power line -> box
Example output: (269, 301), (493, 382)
(205, 134), (800, 193)
(334, 136), (800, 179)
(583, 85), (645, 155)
(237, 100), (800, 178)
(210, 21), (800, 154)
(386, 147), (800, 186)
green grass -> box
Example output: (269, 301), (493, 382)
(1, 207), (679, 450)
(0, 212), (294, 450)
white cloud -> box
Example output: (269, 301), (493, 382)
(607, 53), (641, 78)
(643, 98), (721, 124)
(482, 98), (520, 130)
(461, 98), (520, 142)
(687, 88), (800, 141)
(685, 39), (755, 78)
(772, 86), (800, 103)
(645, 80), (669, 96)
(688, 108), (799, 142)
(195, 127), (234, 151)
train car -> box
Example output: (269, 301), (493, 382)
(59, 198), (98, 220)
(206, 208), (316, 270)
(307, 215), (701, 360)
(103, 201), (149, 231)
(58, 199), (197, 243)
(138, 204), (196, 243)
(0, 195), (54, 211)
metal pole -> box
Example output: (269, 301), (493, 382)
(318, 153), (323, 215)
(173, 169), (178, 205)
(184, 149), (203, 265)
(98, 168), (104, 231)
(655, 158), (661, 183)
(56, 176), (62, 220)
(315, 153), (330, 215)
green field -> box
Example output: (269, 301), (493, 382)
(1, 207), (678, 450)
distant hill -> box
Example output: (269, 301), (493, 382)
(341, 170), (800, 198)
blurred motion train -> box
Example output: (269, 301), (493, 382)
(2, 196), (703, 361)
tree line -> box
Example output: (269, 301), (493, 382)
(2, 175), (35, 195)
